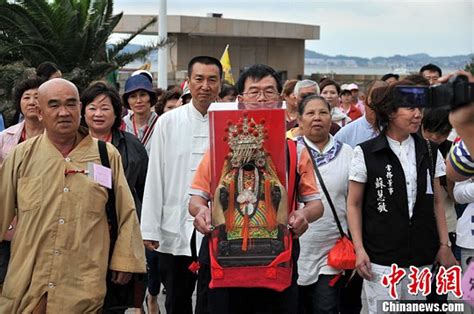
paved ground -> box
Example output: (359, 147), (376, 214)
(127, 284), (368, 314)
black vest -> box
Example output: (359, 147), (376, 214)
(359, 133), (439, 267)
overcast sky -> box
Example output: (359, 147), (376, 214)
(114, 0), (473, 58)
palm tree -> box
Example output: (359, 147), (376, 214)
(0, 0), (163, 125)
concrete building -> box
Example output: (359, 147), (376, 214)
(114, 15), (320, 84)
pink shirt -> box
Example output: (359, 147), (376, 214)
(0, 121), (24, 166)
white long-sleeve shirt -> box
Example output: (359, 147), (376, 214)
(141, 102), (208, 256)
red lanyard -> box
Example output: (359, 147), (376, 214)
(132, 115), (149, 139)
(104, 133), (112, 143)
(20, 127), (26, 142)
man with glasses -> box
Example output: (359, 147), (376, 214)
(189, 64), (323, 314)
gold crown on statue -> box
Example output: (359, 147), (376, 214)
(223, 113), (268, 168)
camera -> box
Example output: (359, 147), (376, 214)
(395, 74), (474, 110)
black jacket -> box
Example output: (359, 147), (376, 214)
(359, 133), (439, 267)
(112, 129), (148, 219)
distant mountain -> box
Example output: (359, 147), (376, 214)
(305, 50), (473, 69)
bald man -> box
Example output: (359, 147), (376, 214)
(0, 79), (145, 313)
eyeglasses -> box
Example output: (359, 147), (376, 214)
(242, 89), (279, 99)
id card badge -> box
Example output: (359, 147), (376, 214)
(88, 162), (112, 189)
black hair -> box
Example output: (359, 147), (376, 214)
(369, 80), (416, 133)
(404, 74), (430, 86)
(187, 56), (223, 79)
(298, 94), (331, 116)
(319, 79), (341, 95)
(80, 81), (122, 131)
(219, 83), (238, 99)
(419, 63), (442, 77)
(236, 64), (282, 95)
(12, 76), (46, 114)
(381, 73), (399, 82)
(36, 62), (61, 79)
(422, 108), (452, 136)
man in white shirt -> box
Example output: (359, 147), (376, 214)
(141, 56), (222, 314)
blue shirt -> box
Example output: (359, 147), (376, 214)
(334, 115), (378, 148)
(0, 113), (5, 132)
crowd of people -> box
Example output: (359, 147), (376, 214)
(0, 57), (473, 314)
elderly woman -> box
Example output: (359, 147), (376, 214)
(122, 75), (159, 154)
(296, 95), (353, 313)
(80, 82), (151, 313)
(0, 76), (45, 292)
(347, 81), (456, 313)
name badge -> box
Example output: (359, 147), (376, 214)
(88, 163), (112, 189)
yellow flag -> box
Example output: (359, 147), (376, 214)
(220, 44), (235, 84)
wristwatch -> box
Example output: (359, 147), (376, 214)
(440, 240), (452, 248)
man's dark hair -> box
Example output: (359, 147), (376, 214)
(219, 83), (238, 99)
(422, 108), (452, 136)
(80, 81), (123, 130)
(381, 73), (399, 82)
(236, 64), (282, 94)
(13, 76), (46, 113)
(187, 56), (223, 79)
(419, 63), (442, 77)
(36, 62), (60, 79)
(405, 74), (430, 86)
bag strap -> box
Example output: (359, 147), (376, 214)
(190, 229), (197, 260)
(98, 140), (118, 246)
(141, 114), (158, 147)
(286, 139), (299, 212)
(302, 138), (346, 238)
(425, 139), (435, 180)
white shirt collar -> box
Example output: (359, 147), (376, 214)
(189, 100), (208, 121)
(304, 134), (335, 154)
(386, 134), (413, 148)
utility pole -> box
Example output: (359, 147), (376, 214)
(158, 0), (168, 88)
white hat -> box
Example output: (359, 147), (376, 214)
(132, 70), (153, 83)
(347, 83), (359, 91)
(340, 84), (350, 91)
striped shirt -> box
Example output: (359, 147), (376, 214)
(449, 137), (474, 177)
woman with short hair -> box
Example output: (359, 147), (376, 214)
(296, 95), (353, 313)
(0, 76), (45, 292)
(122, 75), (159, 154)
(81, 81), (153, 313)
(347, 81), (457, 313)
